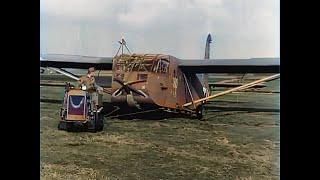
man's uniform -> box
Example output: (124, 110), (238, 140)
(79, 75), (96, 92)
(78, 75), (102, 109)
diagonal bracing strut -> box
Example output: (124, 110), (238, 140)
(183, 73), (280, 107)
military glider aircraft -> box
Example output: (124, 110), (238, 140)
(40, 34), (280, 120)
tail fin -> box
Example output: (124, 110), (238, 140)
(204, 34), (212, 59)
(202, 33), (212, 97)
(197, 33), (212, 97)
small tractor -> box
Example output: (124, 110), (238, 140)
(58, 83), (104, 132)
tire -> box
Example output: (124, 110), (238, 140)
(58, 121), (67, 130)
(87, 118), (97, 133)
(87, 113), (103, 133)
(92, 112), (104, 132)
(96, 114), (104, 131)
(66, 122), (74, 132)
(196, 106), (203, 120)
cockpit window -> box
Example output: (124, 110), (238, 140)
(114, 55), (154, 72)
(153, 58), (169, 74)
(114, 54), (169, 74)
(115, 73), (124, 80)
(137, 73), (148, 80)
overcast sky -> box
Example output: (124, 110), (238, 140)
(40, 0), (279, 59)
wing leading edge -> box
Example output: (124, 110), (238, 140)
(179, 58), (280, 73)
(41, 54), (280, 73)
(40, 54), (113, 70)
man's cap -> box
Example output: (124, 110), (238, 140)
(88, 67), (95, 72)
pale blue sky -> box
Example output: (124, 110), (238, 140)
(40, 0), (279, 59)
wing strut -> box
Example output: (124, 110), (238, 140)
(183, 74), (196, 109)
(47, 67), (80, 81)
(182, 74), (280, 107)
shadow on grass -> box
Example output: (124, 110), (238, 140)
(205, 105), (280, 113)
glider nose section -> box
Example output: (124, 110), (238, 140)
(111, 78), (155, 109)
(111, 90), (155, 109)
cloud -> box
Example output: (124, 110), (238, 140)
(41, 0), (116, 20)
(40, 0), (279, 59)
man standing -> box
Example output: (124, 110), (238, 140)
(78, 67), (103, 108)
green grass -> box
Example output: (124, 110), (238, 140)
(40, 78), (280, 180)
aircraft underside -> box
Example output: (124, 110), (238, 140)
(102, 102), (199, 120)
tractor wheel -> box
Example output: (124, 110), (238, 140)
(87, 118), (97, 133)
(87, 113), (103, 133)
(58, 121), (67, 130)
(96, 113), (104, 131)
(66, 122), (75, 132)
(93, 112), (104, 132)
(196, 106), (203, 120)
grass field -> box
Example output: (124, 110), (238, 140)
(40, 78), (279, 180)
